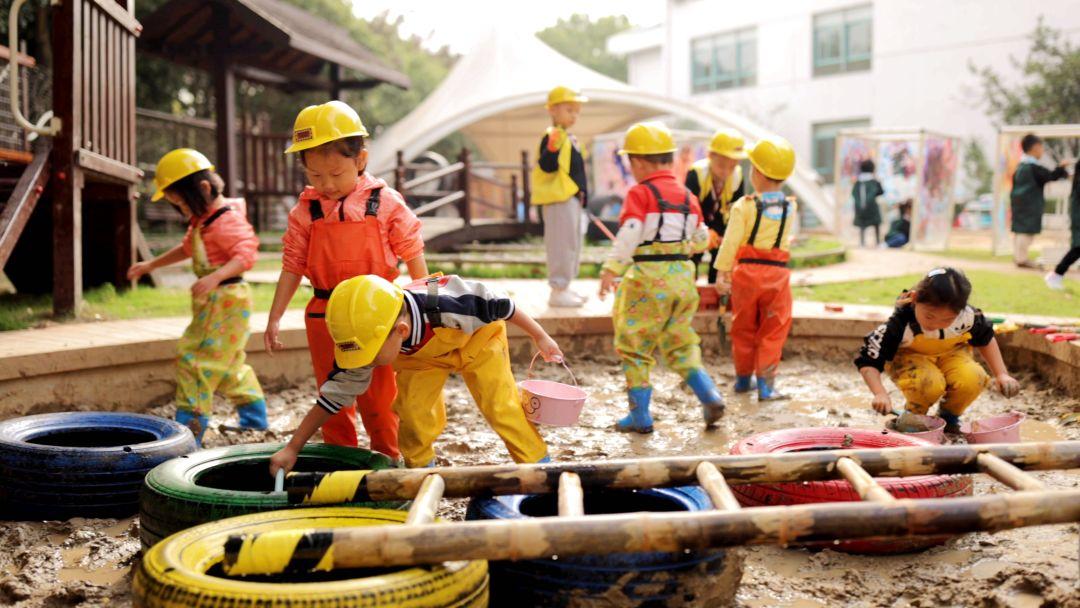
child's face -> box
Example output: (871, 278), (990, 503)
(371, 318), (409, 366)
(548, 102), (581, 129)
(708, 152), (738, 181)
(163, 191), (193, 219)
(914, 302), (960, 332)
(303, 148), (367, 200)
(1028, 142), (1044, 159)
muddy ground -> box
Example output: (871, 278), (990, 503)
(1, 351), (1078, 607)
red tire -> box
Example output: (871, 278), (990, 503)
(730, 427), (972, 554)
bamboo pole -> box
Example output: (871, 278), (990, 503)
(283, 441), (1080, 505)
(695, 462), (741, 510)
(837, 457), (896, 503)
(976, 453), (1045, 491)
(558, 472), (584, 517)
(404, 474), (444, 525)
(222, 488), (1080, 575)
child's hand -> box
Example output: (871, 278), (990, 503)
(994, 374), (1020, 398)
(871, 392), (893, 414)
(715, 273), (732, 296)
(191, 275), (221, 298)
(598, 270), (618, 299)
(269, 445), (299, 477)
(707, 229), (722, 250)
(534, 335), (564, 363)
(127, 261), (153, 281)
(264, 319), (284, 355)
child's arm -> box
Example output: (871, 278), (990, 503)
(859, 367), (894, 414)
(405, 255), (429, 280)
(508, 308), (563, 362)
(976, 337), (1020, 397)
(713, 199), (748, 295)
(269, 405), (333, 476)
(264, 271), (303, 354)
(126, 244), (189, 280)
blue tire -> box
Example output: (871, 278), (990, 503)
(466, 487), (744, 607)
(0, 412), (196, 520)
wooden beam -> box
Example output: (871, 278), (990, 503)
(87, 0), (141, 36)
(558, 472), (585, 517)
(402, 162), (464, 191)
(695, 462), (741, 511)
(0, 142), (51, 268)
(329, 63), (342, 99)
(411, 191), (464, 217)
(0, 44), (36, 67)
(404, 474), (445, 526)
(977, 453), (1046, 491)
(836, 457), (896, 503)
(212, 3), (238, 196)
(76, 150), (142, 184)
(51, 0), (83, 316)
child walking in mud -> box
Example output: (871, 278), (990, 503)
(855, 267), (1020, 433)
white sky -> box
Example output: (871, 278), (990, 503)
(350, 0), (665, 53)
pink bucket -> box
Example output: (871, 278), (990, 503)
(519, 353), (587, 427)
(890, 414), (946, 444)
(961, 411), (1026, 444)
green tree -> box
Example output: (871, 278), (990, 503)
(537, 14), (631, 81)
(962, 138), (994, 197)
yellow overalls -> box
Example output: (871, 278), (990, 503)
(886, 334), (990, 416)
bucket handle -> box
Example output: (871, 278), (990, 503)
(526, 352), (578, 387)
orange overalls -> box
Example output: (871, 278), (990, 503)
(729, 196), (794, 379)
(304, 188), (399, 457)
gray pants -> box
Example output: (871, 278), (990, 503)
(542, 198), (584, 289)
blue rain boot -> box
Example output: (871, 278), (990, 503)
(616, 387), (654, 434)
(236, 399), (268, 431)
(686, 369), (725, 427)
(757, 376), (788, 401)
(536, 455), (552, 464)
(938, 409), (962, 434)
(734, 375), (754, 393)
(175, 409), (210, 446)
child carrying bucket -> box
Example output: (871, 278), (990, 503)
(269, 274), (560, 473)
(855, 267), (1020, 433)
(128, 149), (266, 445)
(264, 101), (428, 460)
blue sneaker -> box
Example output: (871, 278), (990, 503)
(236, 399), (268, 430)
(616, 387), (654, 434)
(176, 409), (210, 446)
(686, 369), (725, 427)
(757, 377), (788, 401)
(938, 409), (962, 434)
(734, 375), (754, 393)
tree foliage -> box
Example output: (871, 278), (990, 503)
(536, 14), (632, 82)
(962, 138), (994, 197)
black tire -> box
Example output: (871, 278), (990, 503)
(467, 487), (744, 607)
(0, 412), (196, 520)
(139, 442), (406, 549)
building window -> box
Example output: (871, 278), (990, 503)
(691, 27), (757, 93)
(812, 119), (870, 182)
(813, 5), (872, 76)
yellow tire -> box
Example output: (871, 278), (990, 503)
(133, 507), (488, 608)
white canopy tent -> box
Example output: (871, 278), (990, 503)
(369, 29), (835, 231)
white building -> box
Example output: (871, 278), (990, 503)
(608, 0), (1080, 190)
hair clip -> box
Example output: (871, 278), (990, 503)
(927, 268), (948, 277)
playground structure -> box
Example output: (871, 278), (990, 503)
(991, 123), (1080, 257)
(834, 128), (960, 251)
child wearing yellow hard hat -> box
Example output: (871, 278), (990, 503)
(714, 135), (798, 400)
(685, 128), (747, 285)
(597, 122), (726, 433)
(531, 86), (590, 308)
(264, 101), (429, 460)
(269, 274), (560, 473)
(128, 149), (266, 445)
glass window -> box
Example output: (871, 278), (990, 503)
(813, 4), (872, 76)
(691, 27), (757, 93)
(812, 119), (870, 182)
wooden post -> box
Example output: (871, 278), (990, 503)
(558, 472), (584, 517)
(114, 187), (137, 290)
(510, 173), (519, 220)
(212, 3), (238, 200)
(836, 457), (896, 503)
(520, 149), (531, 223)
(977, 453), (1045, 491)
(695, 462), (741, 511)
(405, 474), (445, 525)
(458, 147), (471, 226)
(329, 63), (342, 100)
(223, 488), (1080, 574)
(395, 150), (405, 193)
(51, 0), (83, 316)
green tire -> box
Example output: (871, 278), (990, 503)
(139, 442), (406, 549)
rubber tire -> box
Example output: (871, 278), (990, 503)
(730, 427), (973, 554)
(133, 507), (488, 608)
(467, 487), (744, 607)
(139, 442), (406, 549)
(0, 412), (196, 520)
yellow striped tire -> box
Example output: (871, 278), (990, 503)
(133, 507), (488, 608)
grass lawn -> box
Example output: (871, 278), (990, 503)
(942, 248), (1035, 262)
(795, 270), (1080, 318)
(0, 283), (310, 331)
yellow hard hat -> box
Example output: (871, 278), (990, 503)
(151, 148), (214, 202)
(747, 136), (796, 181)
(618, 121), (677, 155)
(708, 128), (748, 159)
(285, 100), (369, 154)
(325, 275), (405, 369)
(546, 86), (589, 108)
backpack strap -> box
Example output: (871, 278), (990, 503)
(201, 206), (231, 228)
(773, 199), (790, 250)
(365, 188), (382, 217)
